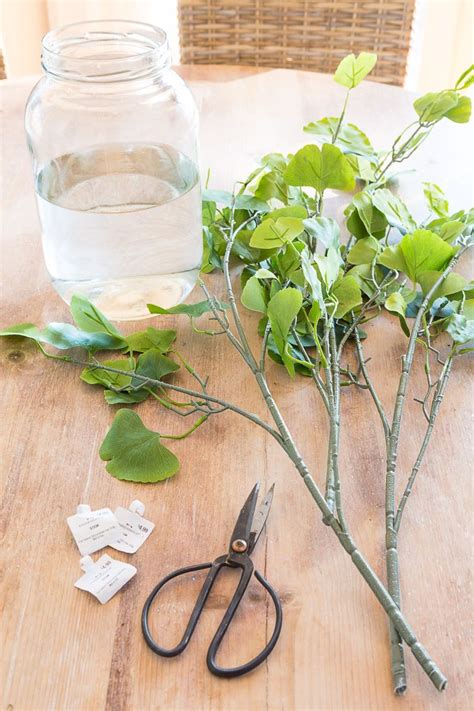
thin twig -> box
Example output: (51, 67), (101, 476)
(291, 327), (330, 413)
(353, 316), (391, 444)
(395, 354), (454, 531)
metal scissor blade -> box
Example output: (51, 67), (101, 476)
(229, 482), (260, 550)
(248, 483), (275, 554)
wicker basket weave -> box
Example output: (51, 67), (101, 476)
(178, 0), (415, 86)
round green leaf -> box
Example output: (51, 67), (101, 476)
(99, 409), (179, 483)
(241, 275), (268, 313)
(333, 52), (377, 89)
(284, 144), (355, 193)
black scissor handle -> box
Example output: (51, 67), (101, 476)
(141, 555), (282, 677)
(141, 556), (227, 657)
(207, 562), (283, 678)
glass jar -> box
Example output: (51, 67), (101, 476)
(25, 21), (202, 320)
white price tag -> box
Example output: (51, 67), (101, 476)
(110, 500), (155, 554)
(74, 554), (137, 604)
(67, 504), (121, 555)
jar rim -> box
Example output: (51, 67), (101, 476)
(42, 20), (171, 82)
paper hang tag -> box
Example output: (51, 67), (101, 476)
(67, 504), (121, 556)
(75, 554), (137, 604)
(109, 500), (155, 554)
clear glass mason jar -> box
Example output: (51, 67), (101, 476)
(25, 21), (202, 320)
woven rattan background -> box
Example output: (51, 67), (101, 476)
(178, 0), (415, 86)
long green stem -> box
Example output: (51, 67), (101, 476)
(216, 230), (448, 691)
(290, 327), (330, 413)
(375, 123), (428, 182)
(80, 361), (284, 445)
(384, 248), (467, 694)
(332, 89), (350, 144)
(323, 327), (336, 515)
(329, 323), (347, 531)
(160, 415), (208, 440)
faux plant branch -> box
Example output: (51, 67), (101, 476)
(2, 54), (473, 696)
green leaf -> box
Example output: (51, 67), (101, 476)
(413, 91), (459, 123)
(202, 200), (216, 226)
(104, 389), (149, 405)
(284, 143), (355, 193)
(267, 288), (303, 376)
(345, 192), (387, 240)
(241, 275), (268, 313)
(148, 299), (228, 318)
(385, 292), (410, 336)
(235, 194), (270, 212)
(276, 241), (303, 277)
(446, 314), (474, 344)
(201, 189), (233, 205)
(249, 217), (304, 249)
(250, 160), (291, 203)
(455, 64), (474, 91)
(372, 189), (416, 234)
(303, 216), (340, 249)
(445, 95), (471, 123)
(436, 220), (466, 243)
(0, 322), (124, 353)
(42, 323), (123, 352)
(385, 292), (407, 316)
(346, 155), (377, 182)
(314, 247), (341, 290)
(334, 52), (377, 89)
(399, 229), (454, 283)
(135, 349), (180, 383)
(347, 235), (379, 265)
(423, 183), (449, 217)
(378, 245), (407, 273)
(301, 248), (324, 306)
(462, 299), (474, 320)
(99, 409), (179, 483)
(418, 271), (467, 299)
(303, 118), (375, 157)
(81, 359), (134, 388)
(70, 295), (125, 344)
(254, 268), (277, 280)
(126, 327), (176, 353)
(347, 264), (382, 298)
(332, 275), (362, 318)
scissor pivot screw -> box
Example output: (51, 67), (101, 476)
(232, 539), (248, 553)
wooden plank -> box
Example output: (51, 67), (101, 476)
(1, 67), (473, 710)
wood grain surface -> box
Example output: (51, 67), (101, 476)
(1, 66), (473, 711)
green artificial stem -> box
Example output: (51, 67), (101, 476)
(217, 224), (448, 691)
(384, 248), (466, 694)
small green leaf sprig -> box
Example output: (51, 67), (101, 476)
(2, 54), (472, 696)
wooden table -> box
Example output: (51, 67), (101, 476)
(1, 66), (473, 711)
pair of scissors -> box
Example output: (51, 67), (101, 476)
(141, 482), (283, 678)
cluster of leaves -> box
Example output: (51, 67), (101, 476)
(0, 294), (221, 483)
(200, 60), (474, 374)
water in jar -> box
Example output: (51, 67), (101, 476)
(35, 143), (202, 320)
